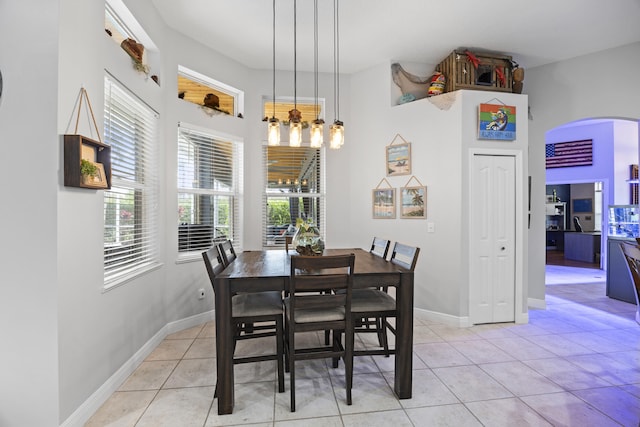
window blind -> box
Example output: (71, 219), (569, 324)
(262, 146), (324, 248)
(178, 125), (243, 254)
(103, 75), (160, 286)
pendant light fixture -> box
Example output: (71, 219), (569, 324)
(288, 0), (302, 147)
(329, 0), (344, 149)
(309, 0), (324, 148)
(267, 0), (280, 146)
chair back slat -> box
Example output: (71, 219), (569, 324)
(370, 237), (391, 259)
(390, 242), (420, 271)
(289, 254), (355, 317)
(218, 239), (237, 266)
(202, 245), (226, 291)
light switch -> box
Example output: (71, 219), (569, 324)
(427, 222), (435, 233)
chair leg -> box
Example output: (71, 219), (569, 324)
(284, 316), (290, 373)
(288, 324), (296, 412)
(379, 317), (390, 357)
(345, 326), (354, 406)
(276, 316), (285, 393)
(331, 331), (342, 369)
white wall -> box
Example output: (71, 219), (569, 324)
(1, 0), (636, 423)
(348, 63), (529, 319)
(526, 42), (640, 301)
(53, 0), (350, 422)
(613, 120), (639, 203)
(0, 1), (61, 426)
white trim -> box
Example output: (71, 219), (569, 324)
(60, 310), (214, 427)
(528, 297), (547, 310)
(468, 148), (527, 325)
(178, 65), (244, 117)
(166, 311), (214, 335)
(414, 307), (470, 328)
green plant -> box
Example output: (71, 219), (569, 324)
(80, 159), (98, 177)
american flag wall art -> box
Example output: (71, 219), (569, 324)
(545, 140), (593, 169)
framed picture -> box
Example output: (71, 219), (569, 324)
(400, 186), (426, 219)
(372, 188), (396, 219)
(572, 198), (593, 213)
(83, 162), (109, 189)
(386, 143), (411, 176)
(478, 103), (516, 140)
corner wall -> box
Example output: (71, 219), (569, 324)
(0, 1), (61, 425)
(348, 63), (529, 320)
(526, 42), (640, 301)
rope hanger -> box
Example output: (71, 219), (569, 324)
(73, 87), (102, 143)
(388, 133), (409, 146)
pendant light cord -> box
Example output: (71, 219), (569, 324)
(314, 0), (319, 120)
(293, 0), (297, 112)
(333, 0), (340, 121)
(272, 0), (276, 119)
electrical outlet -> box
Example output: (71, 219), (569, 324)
(198, 288), (205, 299)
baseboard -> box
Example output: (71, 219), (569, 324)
(60, 309), (214, 427)
(166, 310), (215, 335)
(416, 307), (531, 327)
(415, 307), (469, 327)
(528, 297), (547, 310)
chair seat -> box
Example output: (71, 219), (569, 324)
(351, 289), (396, 312)
(232, 291), (283, 318)
(284, 297), (345, 323)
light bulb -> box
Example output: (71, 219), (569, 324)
(289, 121), (302, 147)
(310, 119), (324, 148)
(329, 120), (344, 149)
(267, 118), (280, 146)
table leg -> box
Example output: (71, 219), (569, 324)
(394, 271), (413, 399)
(215, 277), (234, 414)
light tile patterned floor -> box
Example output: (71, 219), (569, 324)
(86, 267), (640, 426)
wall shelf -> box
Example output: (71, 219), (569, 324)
(545, 202), (566, 250)
(64, 135), (112, 189)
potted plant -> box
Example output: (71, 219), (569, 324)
(80, 158), (99, 185)
(291, 217), (324, 255)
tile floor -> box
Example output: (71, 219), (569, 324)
(87, 266), (640, 426)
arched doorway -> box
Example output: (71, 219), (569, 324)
(544, 117), (639, 290)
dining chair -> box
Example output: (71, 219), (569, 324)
(620, 242), (640, 325)
(285, 253), (355, 412)
(285, 235), (293, 252)
(370, 236), (391, 259)
(202, 245), (285, 396)
(351, 237), (391, 347)
(218, 239), (237, 266)
(350, 242), (419, 357)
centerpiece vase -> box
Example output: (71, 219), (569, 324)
(291, 224), (325, 256)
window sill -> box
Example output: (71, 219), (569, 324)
(103, 261), (163, 293)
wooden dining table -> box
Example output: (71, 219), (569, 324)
(213, 248), (414, 415)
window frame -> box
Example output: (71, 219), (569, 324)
(178, 65), (244, 118)
(263, 145), (325, 249)
(103, 74), (161, 289)
(177, 124), (244, 260)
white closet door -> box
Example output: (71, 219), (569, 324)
(470, 154), (516, 324)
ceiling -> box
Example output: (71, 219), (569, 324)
(151, 0), (640, 75)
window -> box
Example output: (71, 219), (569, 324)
(178, 125), (243, 254)
(263, 146), (324, 248)
(104, 0), (160, 81)
(178, 65), (244, 117)
(103, 75), (160, 287)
